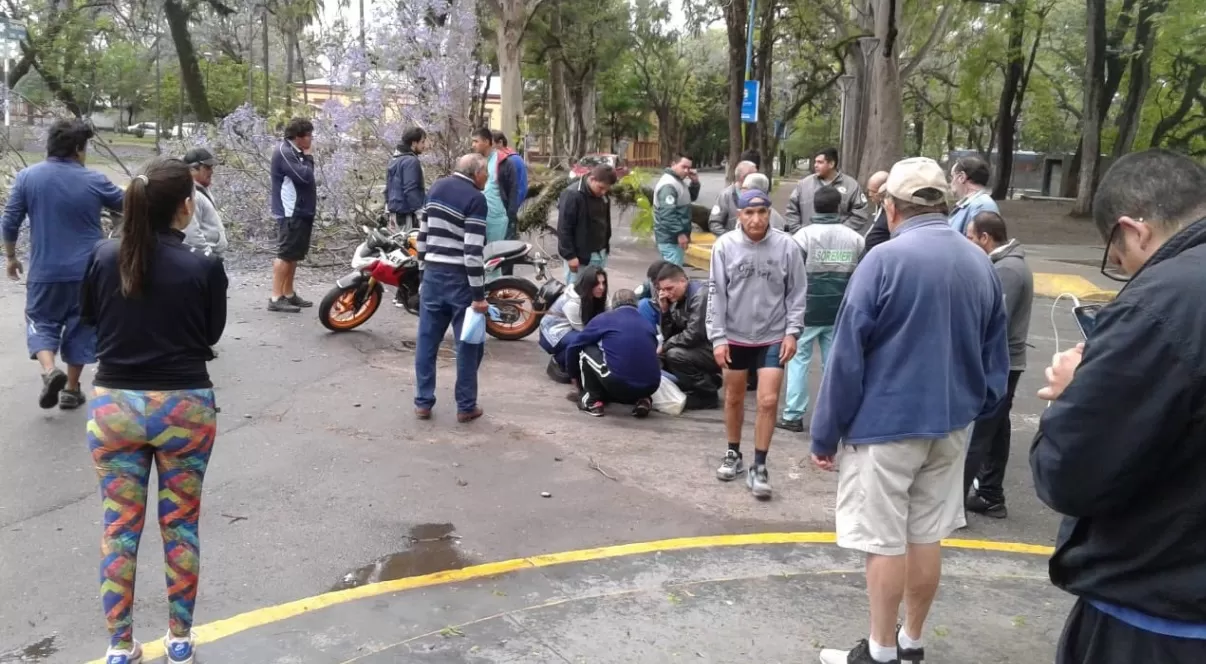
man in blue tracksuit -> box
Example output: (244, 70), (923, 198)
(811, 157), (1008, 664)
(566, 289), (661, 418)
(2, 119), (124, 410)
(386, 127), (427, 232)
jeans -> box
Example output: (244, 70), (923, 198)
(564, 250), (608, 284)
(963, 369), (1022, 502)
(414, 267), (485, 413)
(781, 325), (835, 421)
(657, 243), (685, 266)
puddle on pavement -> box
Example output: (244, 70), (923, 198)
(0, 636), (58, 662)
(330, 523), (473, 592)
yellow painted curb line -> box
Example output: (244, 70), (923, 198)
(84, 532), (1053, 663)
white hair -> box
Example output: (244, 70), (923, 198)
(455, 153), (487, 177)
(742, 172), (771, 191)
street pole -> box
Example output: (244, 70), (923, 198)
(4, 45), (9, 129)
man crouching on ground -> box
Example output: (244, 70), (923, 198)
(706, 189), (807, 500)
(655, 263), (721, 410)
(566, 289), (661, 418)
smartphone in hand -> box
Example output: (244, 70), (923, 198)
(1073, 304), (1103, 339)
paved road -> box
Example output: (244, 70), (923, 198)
(0, 239), (1075, 662)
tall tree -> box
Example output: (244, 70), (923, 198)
(721, 0), (748, 180)
(1073, 0), (1106, 216)
(484, 0), (548, 137)
(992, 0), (1050, 198)
(164, 0), (236, 124)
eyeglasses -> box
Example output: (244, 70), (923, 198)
(1100, 223), (1131, 282)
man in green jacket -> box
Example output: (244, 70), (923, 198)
(653, 154), (701, 265)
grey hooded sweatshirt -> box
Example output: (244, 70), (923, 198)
(706, 226), (808, 347)
(990, 239), (1033, 370)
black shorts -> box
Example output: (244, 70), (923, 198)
(277, 216), (314, 261)
(727, 342), (783, 372)
(1057, 599), (1206, 664)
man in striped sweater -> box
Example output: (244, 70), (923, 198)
(413, 153), (490, 423)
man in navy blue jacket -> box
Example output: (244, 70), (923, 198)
(387, 127), (426, 232)
(811, 157), (1008, 664)
(2, 119), (124, 409)
(566, 289), (661, 418)
(268, 117), (317, 313)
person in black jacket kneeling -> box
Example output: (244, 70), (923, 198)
(1031, 149), (1206, 664)
(653, 263), (720, 410)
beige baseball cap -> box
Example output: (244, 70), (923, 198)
(885, 157), (948, 205)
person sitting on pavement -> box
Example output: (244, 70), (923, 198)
(654, 263), (721, 410)
(1031, 149), (1206, 664)
(566, 289), (661, 418)
(741, 173), (786, 231)
(652, 153), (701, 265)
(861, 170), (891, 255)
(962, 211), (1033, 519)
(776, 185), (863, 433)
(707, 189), (807, 501)
(947, 154), (999, 235)
(539, 265), (608, 382)
(2, 118), (124, 410)
(80, 158), (228, 664)
(708, 160), (757, 235)
(635, 258), (670, 328)
(557, 164), (617, 283)
(785, 146), (870, 234)
(182, 148), (228, 259)
(810, 157), (1008, 664)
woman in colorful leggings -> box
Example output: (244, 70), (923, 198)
(81, 158), (228, 664)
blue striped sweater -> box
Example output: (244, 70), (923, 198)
(418, 173), (488, 300)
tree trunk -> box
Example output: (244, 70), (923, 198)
(841, 46), (868, 176)
(297, 41), (309, 108)
(495, 0), (525, 139)
(913, 96), (924, 154)
(262, 10), (270, 112)
(1150, 62), (1206, 146)
(548, 2), (569, 167)
(656, 108), (674, 165)
(284, 28), (296, 113)
(723, 0), (748, 181)
(582, 68), (598, 153)
(1113, 0), (1164, 157)
(1073, 0), (1107, 217)
(752, 0), (776, 161)
(992, 0), (1027, 199)
(164, 0), (215, 123)
(857, 0), (905, 177)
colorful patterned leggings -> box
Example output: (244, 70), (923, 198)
(87, 387), (217, 650)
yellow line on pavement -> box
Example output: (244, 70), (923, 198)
(83, 532), (1053, 663)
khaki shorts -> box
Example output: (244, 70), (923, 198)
(835, 428), (971, 556)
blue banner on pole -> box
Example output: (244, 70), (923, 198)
(741, 80), (760, 124)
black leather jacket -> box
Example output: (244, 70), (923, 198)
(660, 280), (709, 352)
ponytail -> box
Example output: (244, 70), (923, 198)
(118, 159), (197, 297)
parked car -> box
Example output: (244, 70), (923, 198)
(125, 121), (158, 137)
(570, 153), (629, 180)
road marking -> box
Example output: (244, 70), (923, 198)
(83, 532), (1054, 663)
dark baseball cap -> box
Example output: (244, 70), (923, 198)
(183, 147), (217, 167)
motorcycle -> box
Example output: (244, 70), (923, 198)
(317, 227), (563, 342)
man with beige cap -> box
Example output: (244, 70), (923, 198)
(810, 157), (1009, 664)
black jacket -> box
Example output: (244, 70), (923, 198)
(1030, 216), (1206, 624)
(556, 177), (611, 264)
(863, 208), (890, 255)
(496, 152), (523, 238)
(661, 280), (710, 352)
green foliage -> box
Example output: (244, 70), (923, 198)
(611, 170), (654, 236)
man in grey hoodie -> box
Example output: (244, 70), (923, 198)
(963, 211), (1033, 518)
(706, 189), (808, 501)
(183, 148), (228, 258)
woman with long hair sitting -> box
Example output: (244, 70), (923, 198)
(81, 158), (228, 664)
(539, 265), (608, 383)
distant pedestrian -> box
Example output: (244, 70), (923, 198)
(707, 189), (807, 501)
(1031, 149), (1206, 664)
(80, 158), (228, 664)
(567, 289), (660, 418)
(268, 117), (317, 313)
(947, 155), (999, 235)
(785, 146), (869, 234)
(413, 154), (490, 424)
(652, 154), (701, 265)
(493, 131), (528, 240)
(708, 160), (757, 235)
(776, 185), (863, 433)
(861, 170), (891, 254)
(812, 157), (1008, 664)
(962, 211), (1032, 518)
(181, 147), (228, 258)
(1, 118), (124, 409)
(557, 164), (617, 284)
(387, 127), (427, 232)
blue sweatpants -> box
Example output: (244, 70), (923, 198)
(26, 280), (96, 366)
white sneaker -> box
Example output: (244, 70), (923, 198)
(163, 632), (195, 664)
(104, 641), (142, 664)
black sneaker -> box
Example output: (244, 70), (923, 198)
(578, 393), (605, 417)
(286, 293), (313, 308)
(897, 625), (925, 663)
(819, 639), (900, 664)
(58, 388), (87, 410)
(775, 416), (804, 432)
(267, 297), (301, 313)
(39, 368), (67, 409)
(632, 397), (652, 418)
(684, 390), (719, 410)
(546, 357), (572, 384)
(966, 493), (1008, 518)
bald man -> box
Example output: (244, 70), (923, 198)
(861, 170), (892, 255)
(708, 161), (759, 235)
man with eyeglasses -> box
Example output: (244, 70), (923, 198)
(1031, 149), (1206, 664)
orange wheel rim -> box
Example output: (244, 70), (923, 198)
(328, 289), (378, 329)
(489, 288), (534, 331)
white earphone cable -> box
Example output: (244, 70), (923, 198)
(1046, 293), (1082, 408)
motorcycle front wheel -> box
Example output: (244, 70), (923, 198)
(318, 283), (384, 332)
(486, 277), (541, 341)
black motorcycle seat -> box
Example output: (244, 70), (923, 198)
(483, 240), (530, 262)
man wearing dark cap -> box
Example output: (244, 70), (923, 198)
(182, 147), (228, 258)
(812, 157), (1008, 664)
